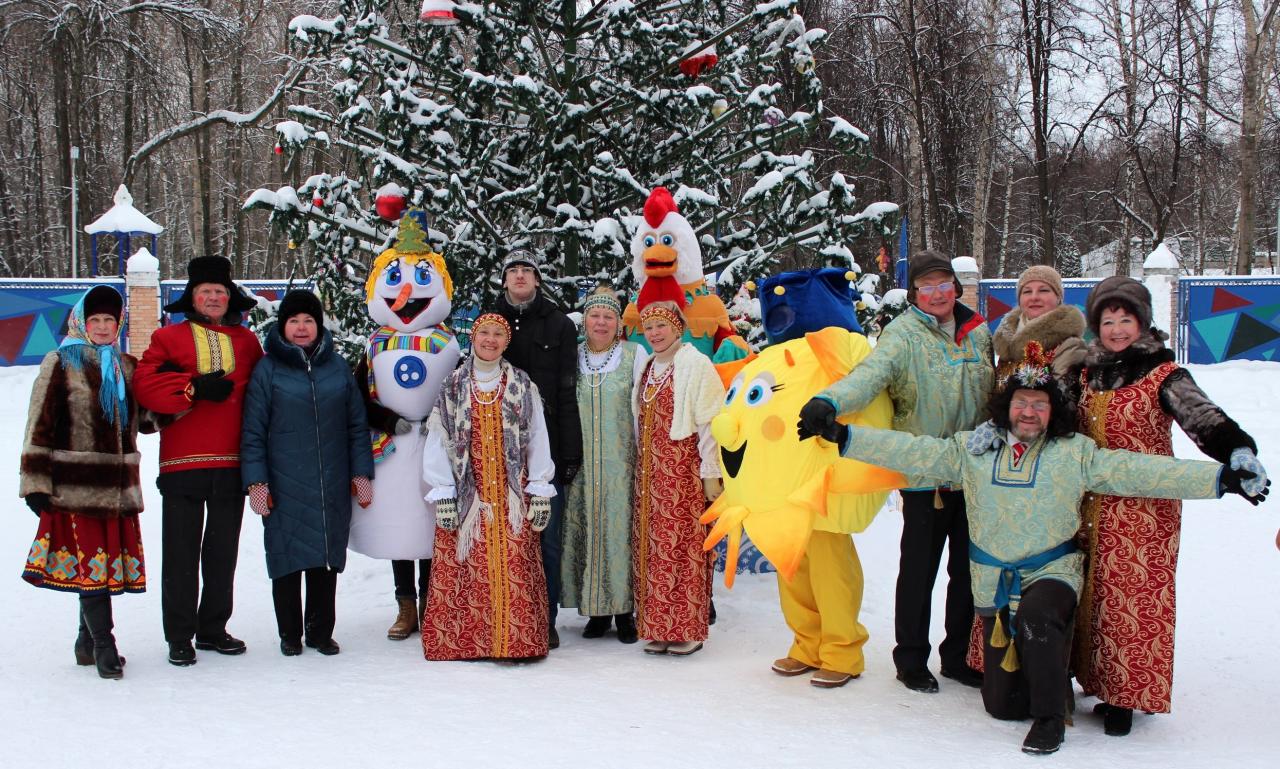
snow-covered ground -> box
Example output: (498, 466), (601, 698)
(0, 361), (1276, 767)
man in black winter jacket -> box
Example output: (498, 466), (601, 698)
(492, 251), (583, 649)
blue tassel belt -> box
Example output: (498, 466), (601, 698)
(969, 540), (1077, 637)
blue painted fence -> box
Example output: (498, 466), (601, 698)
(1178, 276), (1280, 364)
(0, 278), (128, 364)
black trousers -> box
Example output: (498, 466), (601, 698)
(541, 483), (565, 624)
(272, 568), (339, 643)
(981, 579), (1077, 721)
(391, 559), (431, 600)
(160, 491), (245, 642)
(893, 488), (974, 672)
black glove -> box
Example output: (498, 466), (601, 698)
(190, 370), (233, 402)
(25, 493), (51, 516)
(560, 463), (581, 486)
(1221, 466), (1270, 506)
(797, 397), (840, 442)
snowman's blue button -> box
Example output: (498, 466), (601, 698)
(395, 357), (427, 388)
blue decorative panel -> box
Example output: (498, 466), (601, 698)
(0, 279), (128, 365)
(712, 533), (776, 576)
(1178, 277), (1280, 364)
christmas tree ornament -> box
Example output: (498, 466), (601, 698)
(679, 42), (718, 78)
(419, 0), (458, 25)
(711, 98), (729, 119)
(288, 239), (297, 250)
(273, 143), (283, 155)
(374, 183), (409, 222)
(312, 195), (325, 208)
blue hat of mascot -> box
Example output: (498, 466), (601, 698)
(759, 267), (863, 345)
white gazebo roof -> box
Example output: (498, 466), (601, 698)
(84, 185), (163, 235)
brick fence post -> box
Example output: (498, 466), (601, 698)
(126, 247), (160, 356)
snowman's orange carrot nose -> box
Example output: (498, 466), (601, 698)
(390, 283), (413, 311)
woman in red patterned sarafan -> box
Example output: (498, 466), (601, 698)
(1070, 276), (1268, 736)
(20, 285), (157, 680)
(420, 313), (557, 661)
(631, 301), (725, 657)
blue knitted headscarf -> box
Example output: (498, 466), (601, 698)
(57, 285), (128, 432)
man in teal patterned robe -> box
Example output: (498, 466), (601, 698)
(810, 354), (1264, 755)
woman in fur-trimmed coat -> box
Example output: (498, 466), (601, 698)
(19, 285), (157, 680)
(992, 265), (1087, 388)
(1070, 276), (1268, 736)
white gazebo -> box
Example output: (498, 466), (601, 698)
(84, 185), (163, 277)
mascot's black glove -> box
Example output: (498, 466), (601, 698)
(797, 398), (842, 443)
(1221, 466), (1270, 506)
(190, 370), (233, 402)
(25, 493), (51, 516)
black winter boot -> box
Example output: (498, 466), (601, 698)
(1095, 703), (1133, 736)
(75, 604), (93, 666)
(583, 616), (611, 638)
(80, 595), (123, 680)
(615, 614), (638, 644)
(1021, 716), (1065, 755)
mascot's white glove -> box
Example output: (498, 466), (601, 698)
(393, 418), (414, 435)
(528, 496), (552, 532)
(351, 476), (373, 508)
(965, 420), (1000, 455)
(1230, 448), (1269, 497)
(248, 484), (273, 517)
(702, 477), (724, 504)
(436, 498), (459, 531)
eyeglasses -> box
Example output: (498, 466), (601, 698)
(915, 283), (955, 297)
(1010, 399), (1051, 413)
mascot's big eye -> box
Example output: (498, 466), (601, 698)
(744, 373), (777, 408)
(725, 375), (744, 406)
(643, 235), (656, 248)
(415, 263), (433, 286)
(385, 260), (402, 287)
(660, 234), (674, 246)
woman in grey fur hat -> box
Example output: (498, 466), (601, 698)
(1071, 276), (1269, 737)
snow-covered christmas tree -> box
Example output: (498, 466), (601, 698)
(245, 0), (898, 347)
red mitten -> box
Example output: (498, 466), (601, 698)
(352, 476), (373, 508)
(249, 484), (273, 517)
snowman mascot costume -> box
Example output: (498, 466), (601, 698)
(349, 210), (461, 640)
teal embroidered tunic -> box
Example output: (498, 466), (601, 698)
(819, 305), (994, 489)
(841, 426), (1223, 609)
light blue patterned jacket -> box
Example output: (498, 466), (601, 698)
(841, 425), (1223, 610)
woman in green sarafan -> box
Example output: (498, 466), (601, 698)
(561, 288), (649, 643)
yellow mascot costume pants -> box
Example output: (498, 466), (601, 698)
(778, 530), (869, 676)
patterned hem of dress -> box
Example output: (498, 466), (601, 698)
(21, 571), (146, 595)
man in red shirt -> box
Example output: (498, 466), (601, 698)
(134, 257), (263, 666)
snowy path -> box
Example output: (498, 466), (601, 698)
(0, 362), (1276, 767)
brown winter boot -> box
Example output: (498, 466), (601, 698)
(386, 596), (419, 641)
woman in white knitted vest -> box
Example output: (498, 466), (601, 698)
(630, 300), (725, 656)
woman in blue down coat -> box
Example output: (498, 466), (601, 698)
(241, 290), (374, 657)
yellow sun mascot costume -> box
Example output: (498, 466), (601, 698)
(703, 268), (904, 687)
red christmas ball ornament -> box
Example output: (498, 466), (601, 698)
(273, 143), (283, 155)
(312, 195), (324, 208)
(419, 0), (459, 25)
(374, 183), (408, 222)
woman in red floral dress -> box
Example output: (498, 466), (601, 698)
(1072, 277), (1268, 736)
(420, 313), (558, 661)
(631, 301), (725, 656)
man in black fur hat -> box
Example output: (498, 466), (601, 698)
(133, 256), (263, 666)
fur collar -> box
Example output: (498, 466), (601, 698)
(993, 305), (1086, 362)
(1083, 329), (1174, 390)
